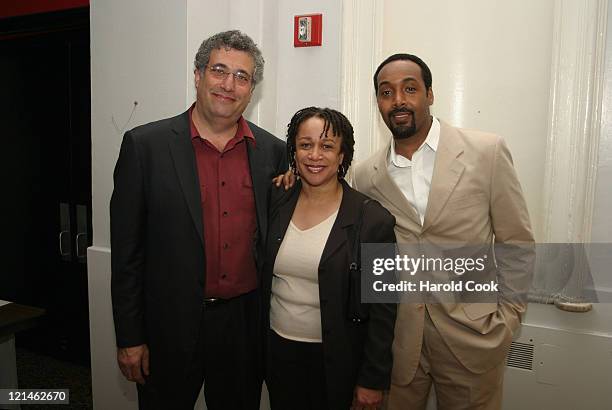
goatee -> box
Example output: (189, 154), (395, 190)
(392, 123), (417, 139)
(388, 108), (416, 140)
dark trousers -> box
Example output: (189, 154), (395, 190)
(266, 329), (328, 410)
(137, 291), (262, 410)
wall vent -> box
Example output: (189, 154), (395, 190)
(506, 341), (534, 370)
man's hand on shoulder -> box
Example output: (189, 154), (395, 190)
(272, 169), (295, 190)
(117, 344), (150, 385)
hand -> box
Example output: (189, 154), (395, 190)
(272, 169), (296, 190)
(351, 386), (383, 410)
(117, 344), (150, 385)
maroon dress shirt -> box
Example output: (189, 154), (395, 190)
(190, 107), (258, 298)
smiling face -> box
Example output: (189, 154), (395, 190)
(294, 116), (344, 189)
(194, 47), (254, 125)
(376, 59), (434, 140)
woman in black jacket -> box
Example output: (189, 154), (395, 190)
(262, 107), (397, 410)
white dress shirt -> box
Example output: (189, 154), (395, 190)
(387, 117), (440, 225)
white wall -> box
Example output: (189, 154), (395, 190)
(89, 0), (190, 407)
(379, 0), (554, 240)
(90, 0), (188, 248)
(272, 0), (343, 137)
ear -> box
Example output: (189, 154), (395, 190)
(427, 87), (434, 106)
(194, 69), (201, 88)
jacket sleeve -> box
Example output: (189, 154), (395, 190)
(489, 136), (535, 327)
(110, 131), (147, 348)
(356, 202), (398, 390)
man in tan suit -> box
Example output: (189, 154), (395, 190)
(353, 54), (534, 409)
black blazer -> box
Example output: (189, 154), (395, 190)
(262, 180), (397, 410)
(110, 110), (287, 390)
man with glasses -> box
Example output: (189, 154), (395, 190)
(111, 30), (287, 410)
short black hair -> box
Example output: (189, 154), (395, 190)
(286, 107), (355, 179)
(373, 53), (432, 94)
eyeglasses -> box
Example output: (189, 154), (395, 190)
(204, 64), (253, 86)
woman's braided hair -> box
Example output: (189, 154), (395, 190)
(286, 107), (355, 179)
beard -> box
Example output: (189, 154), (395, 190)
(387, 108), (416, 140)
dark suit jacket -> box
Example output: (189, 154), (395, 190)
(110, 109), (287, 390)
(262, 180), (397, 409)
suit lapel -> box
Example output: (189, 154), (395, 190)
(422, 121), (465, 233)
(246, 132), (270, 243)
(269, 183), (300, 261)
(168, 112), (204, 246)
(319, 181), (358, 267)
(277, 187), (298, 242)
(369, 143), (422, 230)
(272, 182), (359, 272)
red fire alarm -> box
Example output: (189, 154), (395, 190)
(294, 13), (322, 47)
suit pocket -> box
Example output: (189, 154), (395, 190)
(447, 303), (500, 335)
(241, 174), (254, 194)
(446, 193), (487, 211)
(238, 176), (256, 211)
(462, 302), (498, 320)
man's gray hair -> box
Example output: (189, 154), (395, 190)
(194, 30), (264, 86)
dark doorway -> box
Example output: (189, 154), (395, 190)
(0, 7), (92, 365)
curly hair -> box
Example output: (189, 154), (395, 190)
(286, 107), (355, 179)
(194, 30), (264, 86)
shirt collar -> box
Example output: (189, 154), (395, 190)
(389, 117), (440, 167)
(189, 103), (256, 145)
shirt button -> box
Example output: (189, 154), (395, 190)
(223, 243), (229, 249)
(223, 211), (228, 216)
(221, 181), (226, 186)
(221, 273), (227, 279)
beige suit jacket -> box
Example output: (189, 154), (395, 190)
(353, 120), (534, 385)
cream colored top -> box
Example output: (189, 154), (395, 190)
(270, 210), (338, 343)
